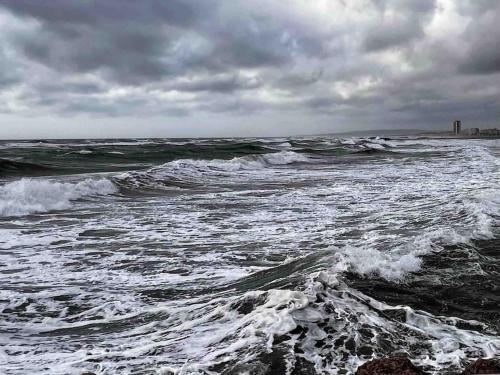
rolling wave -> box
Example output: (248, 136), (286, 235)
(0, 178), (117, 217)
(0, 158), (53, 176)
(114, 151), (310, 190)
(0, 138), (404, 178)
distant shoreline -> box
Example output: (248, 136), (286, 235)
(415, 132), (500, 140)
(0, 129), (499, 141)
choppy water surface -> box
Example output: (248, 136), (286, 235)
(0, 136), (499, 374)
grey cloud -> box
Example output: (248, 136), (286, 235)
(274, 69), (324, 89)
(0, 0), (499, 136)
(14, 23), (174, 84)
(305, 96), (339, 110)
(371, 0), (435, 16)
(0, 0), (197, 27)
(364, 23), (423, 52)
(0, 47), (22, 88)
(458, 2), (500, 75)
(168, 74), (262, 93)
(32, 81), (105, 96)
(364, 0), (436, 51)
(2, 0), (209, 84)
(61, 98), (190, 118)
(456, 0), (496, 17)
(0, 69), (19, 88)
(21, 87), (191, 118)
(460, 47), (500, 75)
(2, 0), (312, 85)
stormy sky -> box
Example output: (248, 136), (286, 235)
(0, 0), (499, 139)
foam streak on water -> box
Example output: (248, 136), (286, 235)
(0, 137), (499, 374)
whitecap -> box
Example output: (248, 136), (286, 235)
(0, 178), (117, 217)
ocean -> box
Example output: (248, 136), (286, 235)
(0, 136), (499, 374)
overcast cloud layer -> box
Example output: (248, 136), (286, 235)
(0, 0), (499, 138)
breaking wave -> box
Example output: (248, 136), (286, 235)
(182, 273), (500, 374)
(0, 178), (117, 217)
(115, 151), (310, 190)
(1, 137), (499, 374)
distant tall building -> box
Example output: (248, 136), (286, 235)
(453, 120), (461, 134)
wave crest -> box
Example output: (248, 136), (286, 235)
(0, 178), (117, 217)
(115, 151), (309, 190)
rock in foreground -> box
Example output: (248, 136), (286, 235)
(355, 357), (427, 375)
(461, 359), (500, 374)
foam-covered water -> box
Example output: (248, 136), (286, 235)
(0, 178), (117, 217)
(0, 136), (499, 374)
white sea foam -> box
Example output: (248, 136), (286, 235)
(275, 141), (292, 148)
(0, 178), (117, 217)
(146, 275), (500, 374)
(340, 138), (356, 145)
(367, 137), (396, 148)
(260, 150), (308, 165)
(333, 246), (423, 281)
(1, 137), (499, 374)
(200, 150), (310, 170)
(363, 142), (386, 150)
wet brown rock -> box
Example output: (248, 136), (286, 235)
(355, 357), (427, 375)
(461, 358), (500, 374)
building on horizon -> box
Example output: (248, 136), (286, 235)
(462, 127), (499, 136)
(479, 128), (500, 136)
(453, 120), (461, 134)
(463, 128), (479, 136)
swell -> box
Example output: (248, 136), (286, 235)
(113, 150), (311, 191)
(0, 151), (310, 216)
(60, 142), (272, 159)
(0, 158), (54, 177)
(0, 138), (408, 178)
(0, 142), (284, 177)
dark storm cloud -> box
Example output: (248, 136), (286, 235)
(0, 0), (499, 134)
(458, 2), (500, 75)
(1, 0), (312, 83)
(13, 19), (175, 84)
(2, 0), (208, 85)
(460, 46), (500, 75)
(0, 0), (197, 27)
